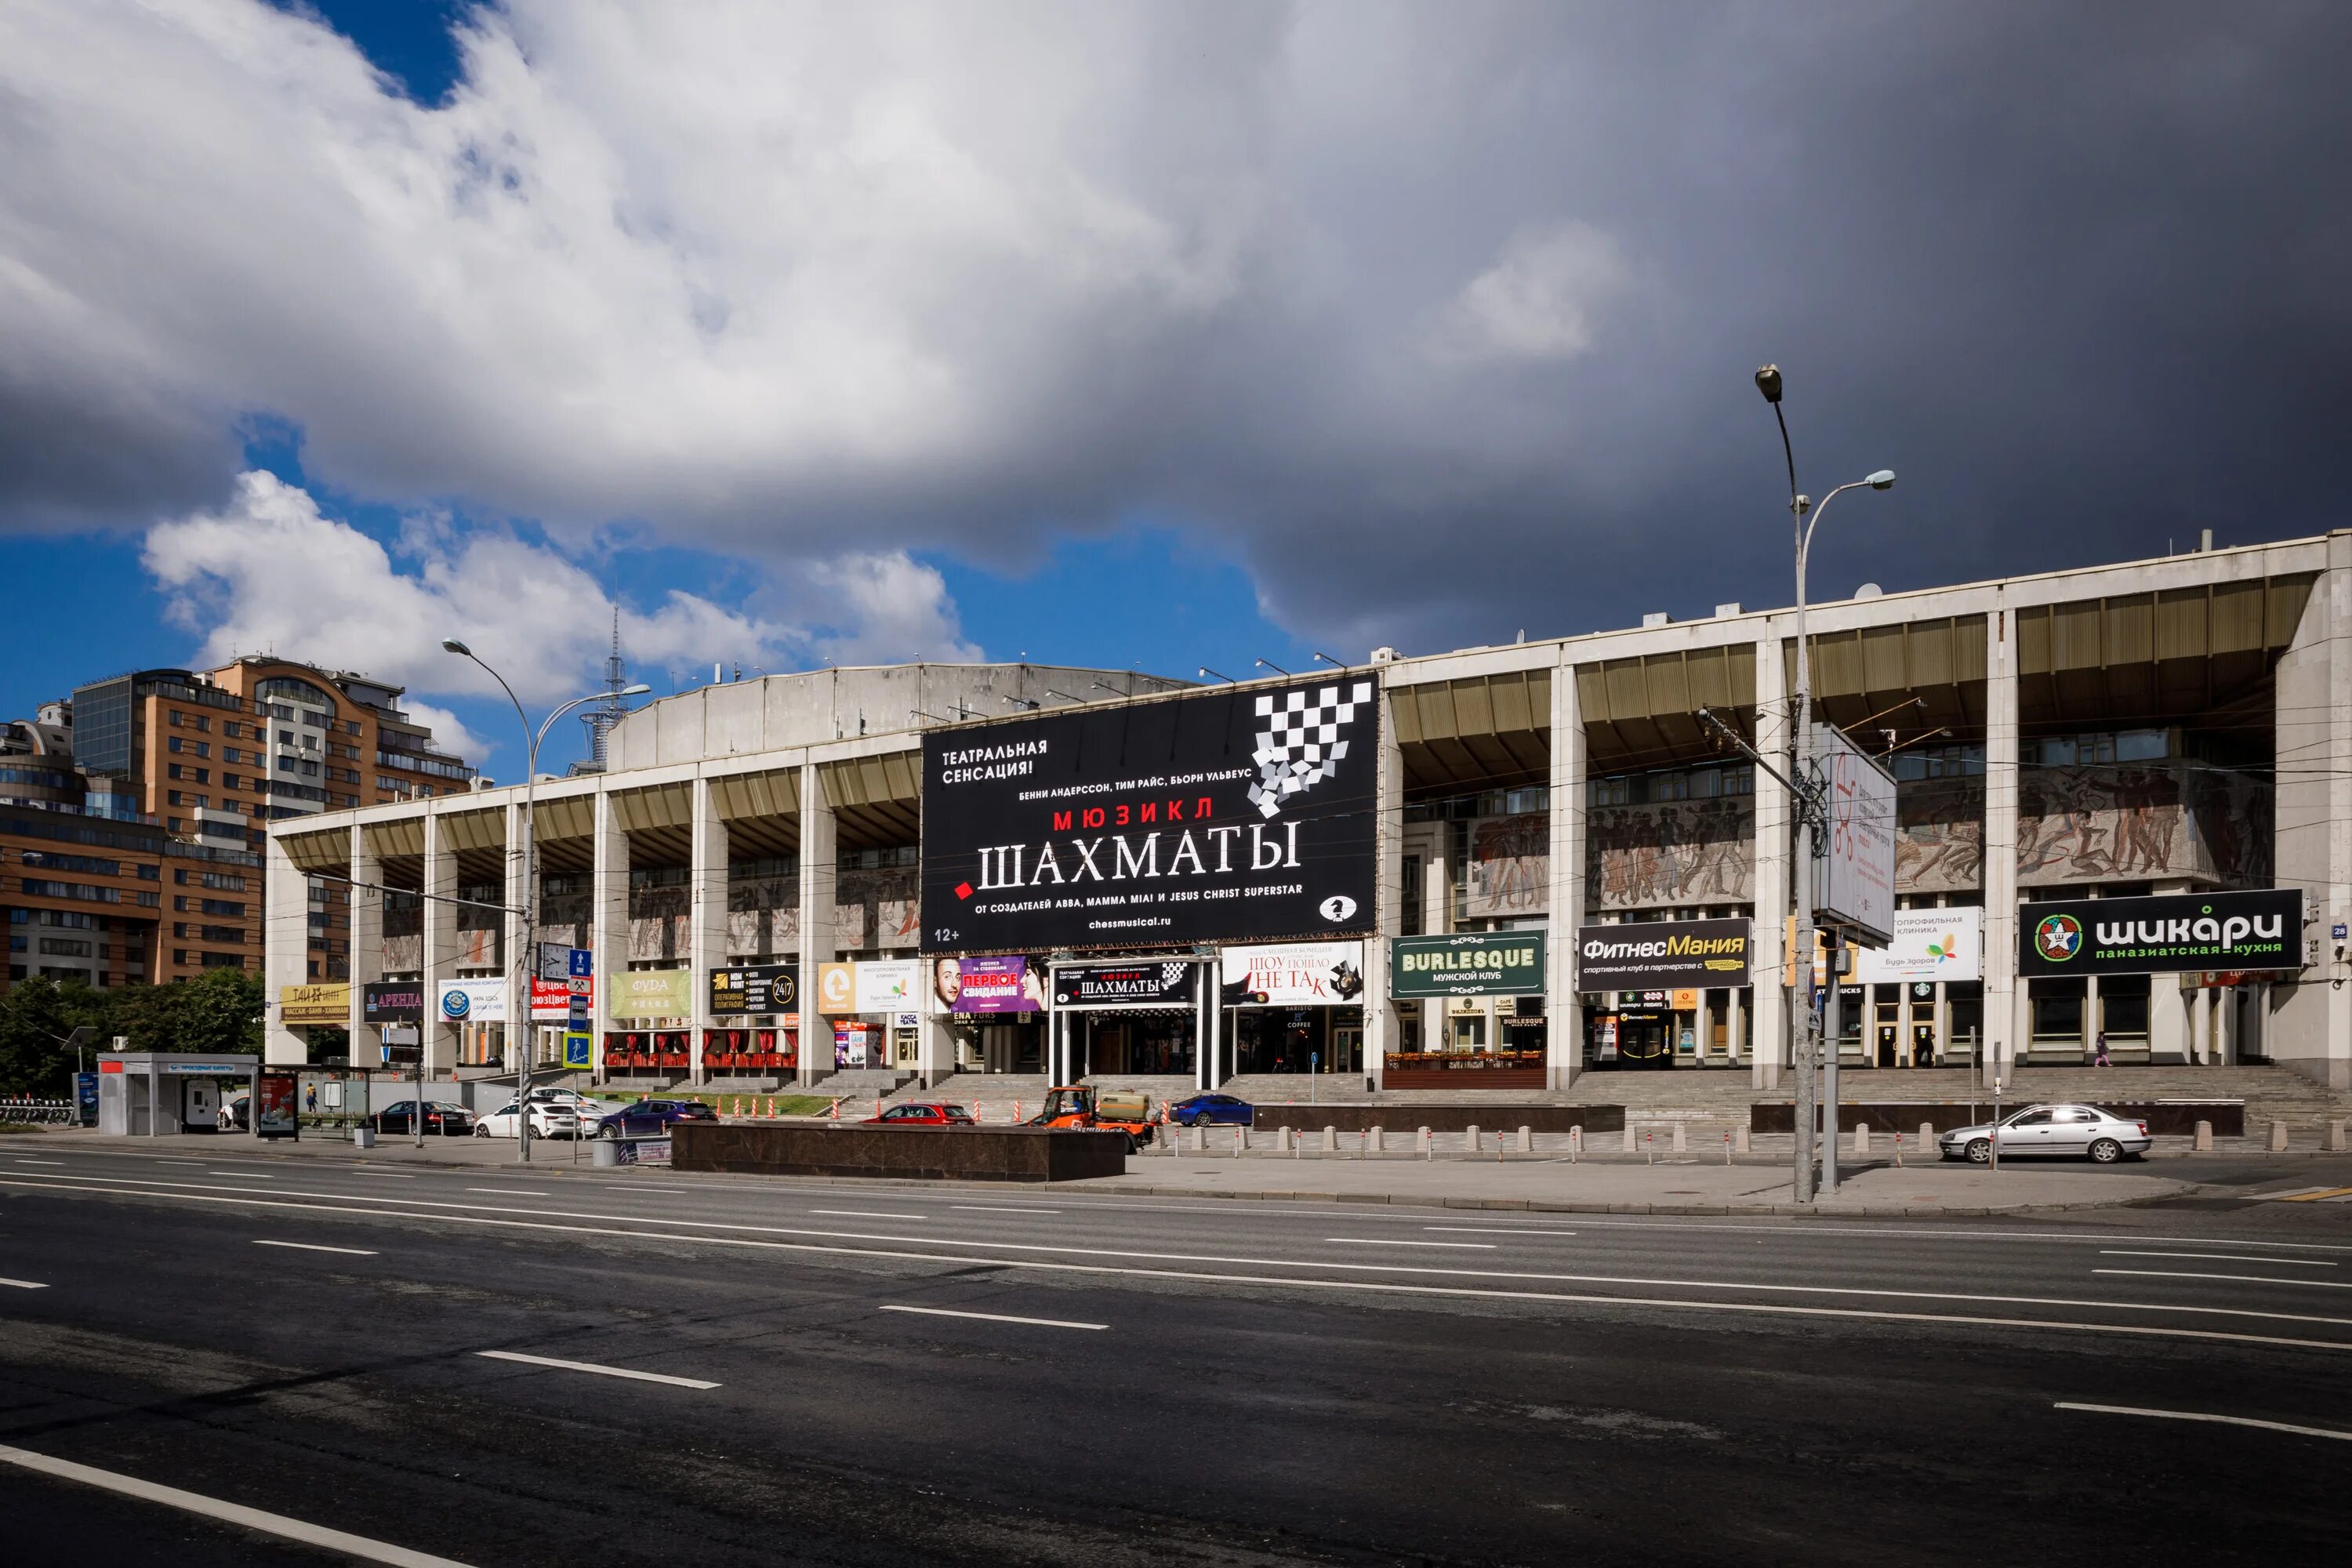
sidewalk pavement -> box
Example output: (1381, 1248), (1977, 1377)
(24, 1126), (2207, 1215)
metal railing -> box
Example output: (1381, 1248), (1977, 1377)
(0, 1098), (76, 1127)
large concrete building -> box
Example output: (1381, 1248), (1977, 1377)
(263, 532), (2352, 1098)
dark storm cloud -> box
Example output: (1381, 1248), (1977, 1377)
(1, 1), (2345, 654)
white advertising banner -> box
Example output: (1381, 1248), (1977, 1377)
(853, 957), (922, 1013)
(1221, 941), (1367, 1006)
(436, 978), (507, 1025)
(1854, 906), (1984, 984)
(1814, 724), (1897, 946)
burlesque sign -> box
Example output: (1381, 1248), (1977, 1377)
(921, 681), (1379, 953)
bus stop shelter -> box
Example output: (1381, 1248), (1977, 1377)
(96, 1052), (260, 1137)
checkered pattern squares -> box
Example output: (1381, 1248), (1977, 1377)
(1247, 680), (1373, 818)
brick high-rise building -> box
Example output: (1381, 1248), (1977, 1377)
(62, 659), (474, 988)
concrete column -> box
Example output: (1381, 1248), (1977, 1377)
(1728, 985), (1745, 1065)
(504, 800), (528, 1076)
(1547, 658), (1586, 1088)
(420, 810), (459, 1078)
(347, 823), (380, 1053)
(1365, 684), (1404, 1089)
(1983, 606), (2022, 1079)
(1751, 634), (1790, 1089)
(590, 787), (629, 1084)
(261, 832), (309, 1065)
(795, 761), (837, 1087)
(2271, 532), (2352, 1088)
(690, 777), (728, 1086)
(2191, 984), (2213, 1065)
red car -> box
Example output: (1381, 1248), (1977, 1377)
(862, 1102), (976, 1126)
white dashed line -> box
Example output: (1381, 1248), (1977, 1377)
(476, 1351), (718, 1388)
(254, 1240), (379, 1256)
(880, 1305), (1106, 1330)
(1327, 1238), (1496, 1249)
(811, 1209), (927, 1220)
(2056, 1403), (2352, 1442)
(0, 1277), (47, 1290)
(953, 1206), (1063, 1214)
(0, 1443), (472, 1566)
(466, 1188), (550, 1196)
(2100, 1251), (2336, 1267)
(2096, 1269), (2352, 1290)
(1426, 1226), (1578, 1236)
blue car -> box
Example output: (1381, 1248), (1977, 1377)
(593, 1098), (719, 1138)
(1170, 1093), (1254, 1127)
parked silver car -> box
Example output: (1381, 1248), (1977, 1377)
(1939, 1103), (2152, 1164)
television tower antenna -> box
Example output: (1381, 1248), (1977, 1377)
(578, 607), (634, 770)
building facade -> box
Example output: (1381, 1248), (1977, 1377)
(264, 533), (2352, 1093)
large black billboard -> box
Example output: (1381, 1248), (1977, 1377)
(362, 982), (425, 1025)
(2019, 889), (2301, 976)
(921, 680), (1379, 953)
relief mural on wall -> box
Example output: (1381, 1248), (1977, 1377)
(1585, 800), (1755, 910)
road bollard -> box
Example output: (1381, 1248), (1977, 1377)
(2270, 1120), (2289, 1152)
(1734, 1125), (1751, 1155)
(2330, 1120), (2349, 1154)
(1671, 1123), (1686, 1154)
(1517, 1125), (1534, 1154)
(1854, 1123), (1870, 1156)
(1723, 1131), (1732, 1165)
(1622, 1126), (1637, 1153)
(1894, 1131), (1903, 1167)
(1369, 1124), (1384, 1154)
(2194, 1120), (2212, 1152)
(1569, 1126), (1581, 1163)
(1420, 1126), (1432, 1161)
(1644, 1130), (1653, 1166)
(1236, 1125), (1246, 1158)
(1323, 1125), (1338, 1152)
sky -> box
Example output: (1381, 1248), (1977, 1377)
(2, 1), (2347, 775)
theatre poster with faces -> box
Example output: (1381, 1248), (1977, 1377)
(920, 680), (1380, 953)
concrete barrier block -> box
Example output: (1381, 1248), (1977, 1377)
(1853, 1123), (1871, 1156)
(1671, 1123), (1686, 1153)
(1322, 1125), (1338, 1152)
(1919, 1121), (1934, 1145)
(2193, 1120), (2212, 1151)
(2270, 1120), (2289, 1152)
(1368, 1125), (1385, 1152)
(1517, 1125), (1534, 1152)
(1188, 1125), (1206, 1153)
(2329, 1120), (2348, 1154)
(1734, 1126), (1751, 1155)
(1622, 1126), (1638, 1152)
(1466, 1123), (1482, 1152)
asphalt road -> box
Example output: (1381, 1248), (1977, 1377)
(2, 1144), (2347, 1566)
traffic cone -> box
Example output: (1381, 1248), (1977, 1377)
(829, 1098), (841, 1120)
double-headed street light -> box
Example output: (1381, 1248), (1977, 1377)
(1753, 366), (1895, 1203)
(441, 639), (648, 1162)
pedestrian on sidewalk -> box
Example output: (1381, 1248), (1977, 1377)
(2092, 1031), (2111, 1067)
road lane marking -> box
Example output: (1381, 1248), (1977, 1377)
(13, 1159), (62, 1166)
(207, 1172), (275, 1179)
(2275, 1187), (2352, 1203)
(953, 1206), (1063, 1214)
(2055, 1403), (2352, 1443)
(2096, 1269), (2352, 1290)
(0, 1443), (473, 1566)
(475, 1351), (717, 1388)
(0, 1277), (47, 1290)
(254, 1240), (379, 1256)
(2101, 1250), (2336, 1267)
(811, 1209), (928, 1220)
(353, 1171), (419, 1178)
(880, 1305), (1105, 1330)
(1327, 1238), (1496, 1249)
(9, 1174), (2352, 1354)
(466, 1188), (550, 1196)
(1428, 1226), (1577, 1236)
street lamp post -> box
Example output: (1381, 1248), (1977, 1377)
(441, 640), (647, 1163)
(1755, 365), (1894, 1203)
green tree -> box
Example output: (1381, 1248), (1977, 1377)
(0, 977), (113, 1096)
(175, 966), (264, 1055)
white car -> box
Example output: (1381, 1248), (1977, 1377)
(526, 1087), (621, 1121)
(474, 1100), (582, 1140)
(1938, 1103), (2152, 1163)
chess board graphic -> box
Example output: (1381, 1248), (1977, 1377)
(1248, 680), (1374, 819)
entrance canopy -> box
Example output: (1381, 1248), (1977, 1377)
(96, 1052), (260, 1137)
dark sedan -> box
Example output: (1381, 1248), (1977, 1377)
(372, 1100), (476, 1136)
(593, 1098), (719, 1138)
(1169, 1093), (1254, 1127)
